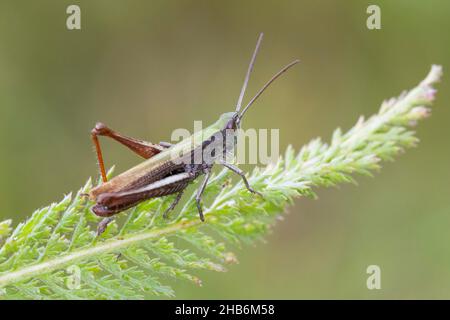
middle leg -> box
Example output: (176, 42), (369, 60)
(220, 162), (263, 197)
(195, 170), (211, 222)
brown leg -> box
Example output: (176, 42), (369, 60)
(91, 127), (108, 183)
(91, 122), (167, 182)
(97, 217), (114, 236)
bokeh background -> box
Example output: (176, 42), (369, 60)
(0, 0), (449, 299)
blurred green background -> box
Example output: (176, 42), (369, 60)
(0, 0), (449, 299)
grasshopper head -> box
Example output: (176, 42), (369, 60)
(217, 112), (241, 131)
(226, 113), (241, 130)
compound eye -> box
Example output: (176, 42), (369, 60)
(226, 120), (235, 129)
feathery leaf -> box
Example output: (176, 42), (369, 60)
(0, 65), (443, 299)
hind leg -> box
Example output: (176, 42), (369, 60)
(91, 122), (168, 182)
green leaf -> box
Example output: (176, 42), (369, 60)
(0, 65), (443, 299)
(0, 220), (12, 245)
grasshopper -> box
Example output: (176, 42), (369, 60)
(88, 33), (299, 234)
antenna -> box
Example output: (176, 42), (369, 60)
(235, 33), (264, 113)
(238, 59), (300, 120)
